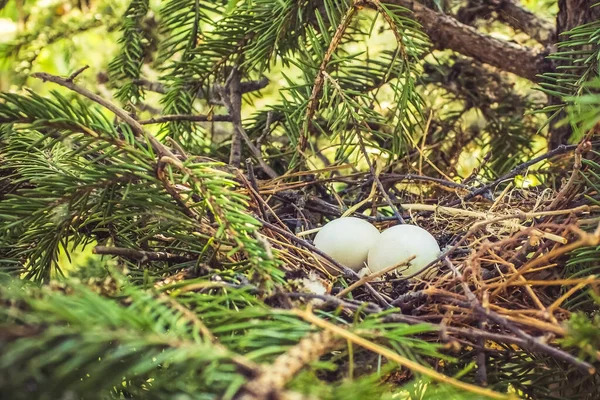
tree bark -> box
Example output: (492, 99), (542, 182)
(384, 0), (551, 81)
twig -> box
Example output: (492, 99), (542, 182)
(245, 158), (268, 220)
(67, 65), (89, 82)
(93, 246), (196, 264)
(300, 2), (359, 152)
(31, 71), (177, 159)
(399, 202), (581, 243)
(445, 144), (578, 207)
(218, 68), (278, 178)
(166, 136), (188, 159)
(294, 308), (513, 400)
(283, 292), (385, 314)
(355, 125), (405, 223)
(139, 114), (231, 125)
(491, 225), (600, 297)
(134, 76), (269, 97)
(545, 141), (589, 211)
(380, 173), (472, 191)
(256, 110), (274, 149)
(444, 257), (595, 374)
(475, 320), (487, 387)
(156, 161), (200, 219)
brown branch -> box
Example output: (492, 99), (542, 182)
(139, 114), (232, 125)
(93, 246), (196, 263)
(223, 68), (243, 167)
(217, 68), (278, 178)
(134, 77), (269, 97)
(382, 0), (551, 81)
(494, 0), (555, 46)
(31, 72), (176, 159)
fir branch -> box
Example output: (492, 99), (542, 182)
(240, 330), (339, 399)
(301, 1), (357, 152)
(31, 71), (176, 159)
(108, 0), (150, 104)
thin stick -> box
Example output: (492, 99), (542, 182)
(445, 144), (579, 206)
(300, 2), (358, 152)
(546, 277), (596, 314)
(484, 276), (598, 288)
(31, 72), (176, 159)
(444, 258), (595, 374)
(355, 123), (405, 223)
(294, 309), (514, 400)
(491, 226), (600, 297)
(93, 246), (195, 263)
(218, 68), (278, 178)
(139, 114), (231, 124)
(245, 158), (268, 220)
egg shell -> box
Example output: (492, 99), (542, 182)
(313, 217), (380, 271)
(367, 224), (440, 277)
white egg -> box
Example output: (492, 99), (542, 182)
(313, 217), (380, 271)
(368, 224), (440, 277)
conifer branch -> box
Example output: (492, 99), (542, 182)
(300, 2), (359, 152)
(134, 77), (269, 98)
(239, 330), (339, 399)
(31, 71), (177, 159)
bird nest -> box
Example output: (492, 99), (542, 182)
(223, 141), (600, 380)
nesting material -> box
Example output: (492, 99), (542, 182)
(368, 224), (441, 277)
(313, 217), (380, 271)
